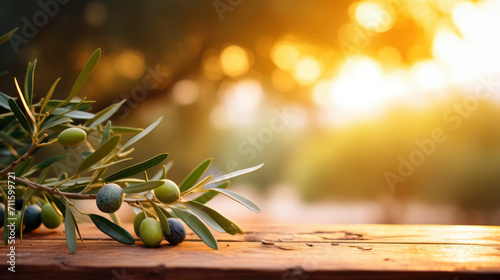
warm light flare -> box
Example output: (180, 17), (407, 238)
(354, 2), (394, 33)
(294, 56), (321, 86)
(220, 45), (250, 77)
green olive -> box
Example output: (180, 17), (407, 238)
(139, 218), (163, 248)
(41, 203), (62, 229)
(133, 212), (146, 237)
(57, 127), (87, 147)
(154, 179), (180, 204)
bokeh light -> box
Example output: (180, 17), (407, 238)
(220, 45), (250, 77)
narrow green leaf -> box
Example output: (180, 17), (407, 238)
(182, 202), (224, 233)
(40, 117), (72, 130)
(48, 195), (66, 216)
(180, 175), (213, 196)
(36, 166), (52, 184)
(109, 213), (121, 226)
(122, 180), (164, 194)
(0, 91), (13, 110)
(200, 188), (260, 213)
(64, 201), (77, 253)
(192, 182), (229, 204)
(14, 77), (36, 124)
(19, 187), (35, 242)
(0, 130), (25, 146)
(111, 126), (143, 134)
(101, 121), (111, 146)
(151, 161), (173, 181)
(35, 154), (67, 170)
(179, 158), (212, 193)
(86, 99), (126, 129)
(158, 206), (175, 219)
(64, 48), (101, 105)
(24, 59), (36, 107)
(122, 116), (163, 150)
(89, 157), (132, 171)
(12, 157), (32, 177)
(39, 78), (60, 114)
(147, 197), (169, 235)
(45, 100), (95, 111)
(51, 108), (95, 119)
(78, 135), (121, 173)
(8, 98), (32, 135)
(183, 201), (243, 235)
(0, 27), (19, 45)
(169, 206), (218, 250)
(103, 153), (168, 182)
(88, 214), (135, 245)
(207, 163), (264, 185)
(50, 196), (82, 242)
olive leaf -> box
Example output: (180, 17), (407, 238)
(146, 197), (170, 235)
(34, 154), (67, 170)
(169, 206), (218, 250)
(192, 182), (229, 204)
(36, 166), (52, 184)
(85, 99), (126, 129)
(198, 188), (260, 213)
(18, 187), (35, 243)
(0, 27), (19, 45)
(88, 214), (135, 245)
(24, 59), (36, 107)
(122, 116), (163, 150)
(77, 135), (121, 173)
(0, 91), (13, 110)
(183, 201), (243, 235)
(207, 163), (264, 185)
(179, 158), (212, 193)
(100, 121), (111, 146)
(64, 201), (77, 253)
(39, 78), (60, 114)
(122, 180), (164, 194)
(103, 153), (168, 182)
(8, 98), (32, 136)
(63, 48), (101, 106)
(110, 126), (143, 134)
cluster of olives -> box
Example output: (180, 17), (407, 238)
(0, 202), (62, 233)
(134, 212), (186, 248)
(94, 179), (185, 247)
(95, 179), (180, 214)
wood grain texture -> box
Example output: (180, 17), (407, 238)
(1, 223), (500, 279)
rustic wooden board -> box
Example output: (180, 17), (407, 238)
(1, 224), (500, 279)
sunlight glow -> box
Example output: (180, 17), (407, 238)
(220, 45), (249, 77)
(271, 41), (300, 71)
(410, 60), (448, 91)
(211, 79), (264, 129)
(294, 56), (321, 86)
(354, 2), (394, 33)
(114, 50), (145, 79)
(329, 56), (403, 109)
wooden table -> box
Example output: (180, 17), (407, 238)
(1, 223), (500, 279)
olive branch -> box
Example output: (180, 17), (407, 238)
(0, 28), (263, 252)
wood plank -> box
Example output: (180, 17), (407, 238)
(1, 224), (500, 279)
(22, 223), (500, 245)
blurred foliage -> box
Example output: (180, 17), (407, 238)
(1, 0), (500, 221)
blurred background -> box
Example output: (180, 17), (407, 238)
(1, 0), (500, 225)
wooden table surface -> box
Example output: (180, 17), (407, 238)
(1, 223), (500, 279)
